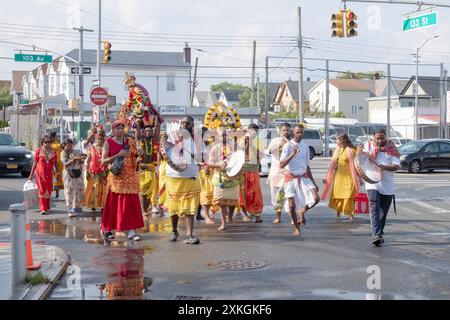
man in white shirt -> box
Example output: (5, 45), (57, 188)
(266, 123), (291, 224)
(280, 124), (320, 236)
(165, 116), (205, 245)
(357, 128), (400, 247)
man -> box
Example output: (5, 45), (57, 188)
(279, 124), (320, 236)
(165, 116), (204, 244)
(137, 125), (160, 217)
(266, 123), (291, 224)
(357, 128), (400, 247)
(239, 124), (264, 223)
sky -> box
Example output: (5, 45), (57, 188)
(1, 0), (450, 91)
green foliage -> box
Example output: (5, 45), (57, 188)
(273, 111), (298, 119)
(0, 120), (7, 128)
(337, 70), (384, 80)
(0, 88), (12, 109)
(26, 271), (50, 285)
(237, 87), (266, 108)
(210, 81), (249, 92)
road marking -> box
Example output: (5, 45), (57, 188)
(412, 201), (449, 214)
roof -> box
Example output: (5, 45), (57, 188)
(401, 76), (450, 98)
(373, 79), (410, 97)
(285, 80), (318, 101)
(11, 71), (27, 93)
(194, 91), (209, 105)
(222, 90), (244, 102)
(64, 49), (191, 68)
(329, 79), (374, 91)
(266, 82), (280, 102)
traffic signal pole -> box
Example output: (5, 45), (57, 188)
(342, 0), (450, 8)
(74, 26), (93, 122)
(297, 7), (304, 123)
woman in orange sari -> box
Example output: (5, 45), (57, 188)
(321, 133), (360, 221)
(83, 129), (108, 211)
(28, 135), (58, 215)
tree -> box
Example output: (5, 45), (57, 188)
(0, 88), (12, 110)
(210, 81), (249, 92)
(337, 70), (384, 80)
(237, 86), (265, 108)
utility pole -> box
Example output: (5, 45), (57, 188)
(97, 0), (102, 85)
(324, 60), (330, 157)
(251, 40), (256, 109)
(74, 26), (94, 122)
(256, 76), (260, 111)
(445, 69), (448, 139)
(415, 47), (419, 140)
(439, 63), (444, 139)
(190, 57), (199, 107)
(264, 56), (269, 128)
(387, 64), (391, 139)
(297, 7), (304, 123)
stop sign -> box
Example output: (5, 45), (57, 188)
(90, 87), (108, 106)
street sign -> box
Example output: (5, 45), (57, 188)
(92, 79), (100, 87)
(19, 99), (29, 105)
(403, 12), (437, 31)
(14, 54), (52, 63)
(90, 87), (108, 106)
(71, 67), (92, 75)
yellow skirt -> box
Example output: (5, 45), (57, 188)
(158, 161), (167, 208)
(329, 197), (355, 216)
(83, 175), (108, 209)
(166, 176), (200, 216)
(139, 170), (158, 206)
(199, 169), (213, 206)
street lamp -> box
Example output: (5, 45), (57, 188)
(415, 35), (439, 140)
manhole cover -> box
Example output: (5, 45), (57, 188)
(172, 295), (205, 300)
(206, 260), (266, 271)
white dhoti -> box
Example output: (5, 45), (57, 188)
(283, 177), (316, 213)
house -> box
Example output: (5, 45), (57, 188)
(204, 91), (221, 108)
(192, 91), (209, 108)
(307, 79), (374, 121)
(367, 76), (449, 138)
(220, 90), (245, 107)
(272, 80), (318, 113)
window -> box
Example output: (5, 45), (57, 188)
(423, 143), (439, 153)
(166, 74), (175, 91)
(439, 143), (450, 153)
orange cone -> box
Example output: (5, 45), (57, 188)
(26, 223), (41, 270)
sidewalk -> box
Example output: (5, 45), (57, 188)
(0, 200), (71, 300)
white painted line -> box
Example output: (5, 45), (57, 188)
(412, 201), (449, 214)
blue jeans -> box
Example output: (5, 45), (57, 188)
(367, 190), (393, 238)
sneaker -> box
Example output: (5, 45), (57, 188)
(184, 235), (200, 245)
(169, 231), (179, 242)
(372, 236), (382, 246)
(379, 236), (385, 244)
(151, 207), (160, 214)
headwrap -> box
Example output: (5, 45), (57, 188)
(96, 128), (106, 138)
(112, 120), (125, 131)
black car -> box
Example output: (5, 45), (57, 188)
(399, 139), (450, 173)
(0, 132), (33, 177)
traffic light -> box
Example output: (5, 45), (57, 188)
(346, 10), (358, 37)
(103, 42), (111, 63)
(331, 11), (345, 38)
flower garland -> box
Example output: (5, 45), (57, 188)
(204, 102), (241, 130)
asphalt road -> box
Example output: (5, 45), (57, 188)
(1, 158), (449, 300)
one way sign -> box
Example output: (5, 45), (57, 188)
(71, 67), (92, 75)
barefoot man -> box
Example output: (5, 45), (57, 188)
(279, 124), (320, 236)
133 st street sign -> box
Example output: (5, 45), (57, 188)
(403, 12), (437, 31)
(14, 54), (53, 63)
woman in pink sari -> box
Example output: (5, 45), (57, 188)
(29, 135), (58, 215)
(321, 133), (360, 221)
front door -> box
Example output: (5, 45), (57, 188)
(421, 142), (440, 169)
(438, 142), (450, 168)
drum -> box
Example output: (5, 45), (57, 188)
(225, 150), (245, 178)
(354, 153), (382, 184)
(160, 142), (187, 172)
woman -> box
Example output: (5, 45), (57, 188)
(28, 135), (58, 215)
(83, 129), (108, 212)
(61, 139), (85, 218)
(321, 133), (360, 221)
(101, 120), (144, 242)
(50, 132), (64, 200)
(208, 128), (240, 231)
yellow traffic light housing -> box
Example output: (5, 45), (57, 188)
(103, 42), (112, 63)
(331, 11), (345, 38)
(346, 10), (358, 37)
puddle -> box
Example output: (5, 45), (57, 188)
(29, 218), (169, 251)
(51, 248), (153, 300)
(311, 288), (426, 300)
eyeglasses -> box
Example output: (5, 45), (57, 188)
(43, 141), (51, 144)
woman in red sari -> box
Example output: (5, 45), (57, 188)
(101, 121), (144, 242)
(28, 135), (58, 215)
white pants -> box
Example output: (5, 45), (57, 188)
(270, 186), (282, 208)
(283, 178), (316, 213)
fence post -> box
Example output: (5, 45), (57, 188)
(10, 203), (27, 283)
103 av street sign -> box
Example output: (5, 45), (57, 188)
(403, 12), (437, 31)
(14, 54), (53, 63)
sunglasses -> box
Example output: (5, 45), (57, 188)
(43, 141), (51, 144)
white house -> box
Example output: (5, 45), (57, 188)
(308, 79), (374, 122)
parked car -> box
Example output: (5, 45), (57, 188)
(399, 139), (450, 173)
(0, 133), (33, 177)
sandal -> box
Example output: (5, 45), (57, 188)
(128, 234), (141, 241)
(40, 211), (48, 215)
(103, 231), (115, 240)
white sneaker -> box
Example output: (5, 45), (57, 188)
(151, 207), (160, 214)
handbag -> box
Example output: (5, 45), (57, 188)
(355, 193), (369, 214)
(68, 168), (82, 178)
(110, 137), (128, 176)
(211, 171), (239, 188)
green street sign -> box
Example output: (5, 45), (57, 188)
(20, 99), (29, 104)
(403, 12), (437, 31)
(14, 54), (53, 63)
